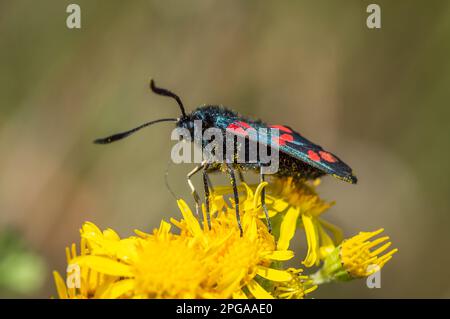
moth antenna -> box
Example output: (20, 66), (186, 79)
(93, 118), (177, 144)
(150, 79), (187, 118)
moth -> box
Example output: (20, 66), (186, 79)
(95, 80), (357, 235)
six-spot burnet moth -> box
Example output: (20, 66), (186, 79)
(94, 80), (357, 235)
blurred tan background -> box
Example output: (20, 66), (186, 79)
(1, 0), (449, 298)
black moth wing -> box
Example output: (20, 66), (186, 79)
(217, 116), (357, 184)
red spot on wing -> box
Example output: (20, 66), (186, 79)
(307, 150), (321, 162)
(270, 125), (293, 133)
(227, 124), (248, 136)
(272, 133), (294, 146)
(270, 125), (296, 145)
(227, 121), (252, 136)
(319, 151), (337, 163)
(280, 133), (294, 145)
(237, 121), (251, 128)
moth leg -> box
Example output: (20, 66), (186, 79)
(202, 163), (212, 230)
(260, 167), (272, 233)
(237, 170), (245, 183)
(186, 161), (206, 217)
(205, 172), (214, 194)
(226, 164), (243, 236)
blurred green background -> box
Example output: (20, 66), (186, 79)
(1, 0), (449, 298)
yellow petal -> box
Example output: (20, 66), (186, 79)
(253, 182), (269, 208)
(70, 256), (133, 277)
(100, 279), (135, 299)
(81, 222), (102, 236)
(201, 203), (209, 231)
(103, 228), (120, 241)
(243, 212), (258, 240)
(241, 182), (255, 199)
(256, 266), (292, 282)
(177, 199), (204, 240)
(157, 220), (172, 235)
(260, 250), (294, 261)
(134, 229), (151, 238)
(65, 246), (71, 264)
(257, 210), (278, 219)
(71, 243), (77, 260)
(301, 214), (319, 267)
(318, 224), (336, 259)
(277, 206), (300, 250)
(114, 238), (139, 263)
(169, 217), (183, 230)
(53, 271), (68, 299)
(247, 280), (274, 299)
(80, 238), (87, 256)
(92, 275), (117, 298)
(370, 242), (392, 257)
(271, 198), (289, 213)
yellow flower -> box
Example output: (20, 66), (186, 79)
(273, 268), (317, 299)
(213, 178), (341, 267)
(268, 177), (343, 267)
(171, 197), (295, 299)
(311, 229), (398, 284)
(53, 179), (397, 298)
(132, 230), (210, 298)
(53, 243), (122, 298)
(341, 228), (398, 277)
(53, 185), (298, 299)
